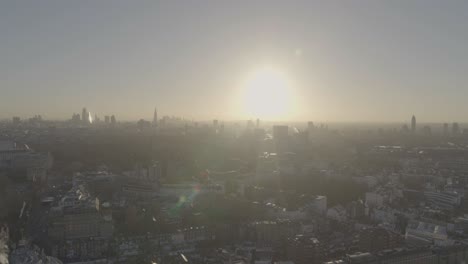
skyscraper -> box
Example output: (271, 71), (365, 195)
(12, 116), (20, 125)
(411, 115), (416, 133)
(82, 108), (88, 124)
(87, 112), (92, 124)
(273, 125), (289, 153)
(452, 122), (460, 135)
(153, 107), (158, 127)
(443, 123), (449, 136)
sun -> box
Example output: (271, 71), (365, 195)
(241, 66), (292, 120)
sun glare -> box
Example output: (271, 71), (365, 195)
(241, 66), (292, 120)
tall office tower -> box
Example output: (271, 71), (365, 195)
(401, 124), (410, 133)
(422, 125), (431, 136)
(443, 123), (449, 136)
(213, 119), (218, 127)
(104, 116), (110, 124)
(452, 122), (460, 135)
(87, 112), (93, 124)
(71, 113), (81, 123)
(82, 108), (88, 124)
(110, 115), (116, 125)
(153, 107), (158, 127)
(273, 125), (289, 153)
(411, 115), (416, 133)
(256, 118), (260, 128)
(12, 116), (20, 125)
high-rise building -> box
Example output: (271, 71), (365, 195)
(110, 115), (116, 125)
(411, 115), (416, 133)
(104, 115), (110, 124)
(401, 124), (409, 133)
(72, 113), (81, 123)
(308, 121), (314, 131)
(422, 125), (431, 136)
(12, 116), (20, 125)
(153, 107), (158, 127)
(87, 111), (93, 124)
(82, 107), (88, 124)
(137, 119), (150, 131)
(443, 123), (449, 136)
(256, 118), (260, 128)
(452, 122), (460, 135)
(273, 125), (289, 153)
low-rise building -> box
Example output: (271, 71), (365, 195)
(405, 220), (448, 246)
(287, 235), (324, 264)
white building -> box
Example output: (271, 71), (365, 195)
(405, 220), (449, 246)
(424, 191), (461, 210)
(0, 140), (52, 183)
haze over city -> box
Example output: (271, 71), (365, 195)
(2, 1), (468, 122)
(5, 2), (468, 264)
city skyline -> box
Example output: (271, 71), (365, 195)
(5, 108), (468, 125)
(4, 2), (468, 263)
(3, 1), (468, 122)
(4, 95), (468, 263)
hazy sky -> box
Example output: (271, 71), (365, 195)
(2, 1), (468, 122)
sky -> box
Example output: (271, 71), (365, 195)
(1, 1), (468, 122)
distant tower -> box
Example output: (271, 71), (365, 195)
(110, 115), (116, 125)
(452, 122), (460, 135)
(307, 121), (315, 132)
(273, 125), (289, 153)
(153, 107), (158, 127)
(443, 123), (449, 136)
(411, 115), (416, 133)
(88, 112), (93, 124)
(82, 108), (88, 124)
